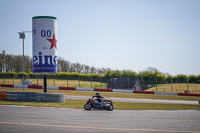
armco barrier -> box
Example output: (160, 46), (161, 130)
(47, 86), (59, 90)
(1, 84), (14, 88)
(94, 88), (113, 92)
(28, 85), (43, 89)
(76, 87), (94, 91)
(14, 85), (28, 88)
(113, 89), (133, 93)
(133, 90), (155, 94)
(59, 87), (76, 90)
(1, 84), (200, 97)
(0, 91), (65, 103)
(155, 92), (177, 96)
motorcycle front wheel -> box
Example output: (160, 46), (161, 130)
(106, 104), (114, 111)
(84, 103), (92, 110)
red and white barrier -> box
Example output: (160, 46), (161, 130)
(133, 90), (155, 94)
(177, 93), (200, 97)
(0, 84), (200, 97)
(59, 87), (76, 90)
(155, 92), (178, 96)
(28, 85), (43, 89)
(113, 89), (133, 93)
(47, 86), (59, 90)
(14, 85), (28, 88)
(1, 84), (14, 88)
(76, 87), (94, 91)
(94, 88), (113, 92)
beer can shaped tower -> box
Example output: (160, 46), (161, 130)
(32, 16), (57, 75)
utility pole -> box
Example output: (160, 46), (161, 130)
(18, 31), (25, 92)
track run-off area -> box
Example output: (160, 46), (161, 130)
(0, 105), (200, 133)
(65, 95), (199, 105)
(1, 85), (200, 132)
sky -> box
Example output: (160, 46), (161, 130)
(0, 0), (200, 76)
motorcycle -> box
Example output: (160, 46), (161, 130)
(84, 98), (114, 111)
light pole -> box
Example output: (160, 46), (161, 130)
(18, 31), (25, 92)
(18, 31), (32, 92)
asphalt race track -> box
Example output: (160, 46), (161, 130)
(0, 106), (199, 133)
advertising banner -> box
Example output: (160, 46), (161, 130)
(32, 16), (57, 75)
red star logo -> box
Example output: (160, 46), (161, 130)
(47, 33), (57, 50)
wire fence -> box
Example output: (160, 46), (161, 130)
(0, 77), (108, 89)
(141, 81), (200, 94)
(0, 77), (200, 94)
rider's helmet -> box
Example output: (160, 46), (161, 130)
(95, 92), (102, 97)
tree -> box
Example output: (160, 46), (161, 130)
(164, 75), (173, 83)
(4, 54), (13, 72)
(83, 65), (90, 74)
(0, 50), (6, 72)
(122, 70), (136, 77)
(147, 67), (159, 73)
(24, 55), (32, 73)
(12, 55), (22, 72)
(188, 75), (197, 83)
(90, 66), (96, 74)
(173, 74), (188, 83)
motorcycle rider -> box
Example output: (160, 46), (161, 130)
(92, 92), (105, 107)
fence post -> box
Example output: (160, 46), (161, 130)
(66, 76), (68, 87)
(79, 77), (80, 87)
(128, 78), (129, 89)
(155, 79), (157, 92)
(107, 78), (109, 89)
(141, 79), (143, 90)
(101, 78), (102, 89)
(176, 81), (177, 93)
(121, 78), (122, 89)
(187, 79), (189, 94)
(54, 76), (55, 86)
(171, 80), (173, 93)
(91, 78), (92, 88)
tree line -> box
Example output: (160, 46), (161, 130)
(104, 68), (200, 83)
(0, 70), (200, 83)
(0, 50), (111, 74)
(0, 51), (200, 83)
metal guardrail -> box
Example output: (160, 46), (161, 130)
(0, 91), (65, 103)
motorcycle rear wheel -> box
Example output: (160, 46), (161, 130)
(84, 103), (92, 110)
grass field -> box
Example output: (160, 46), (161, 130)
(146, 83), (200, 94)
(1, 87), (200, 110)
(1, 79), (200, 94)
(0, 99), (199, 110)
(0, 87), (199, 101)
(0, 78), (107, 89)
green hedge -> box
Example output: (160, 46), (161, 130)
(0, 71), (200, 83)
(56, 72), (104, 80)
(0, 72), (17, 78)
(0, 72), (104, 81)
